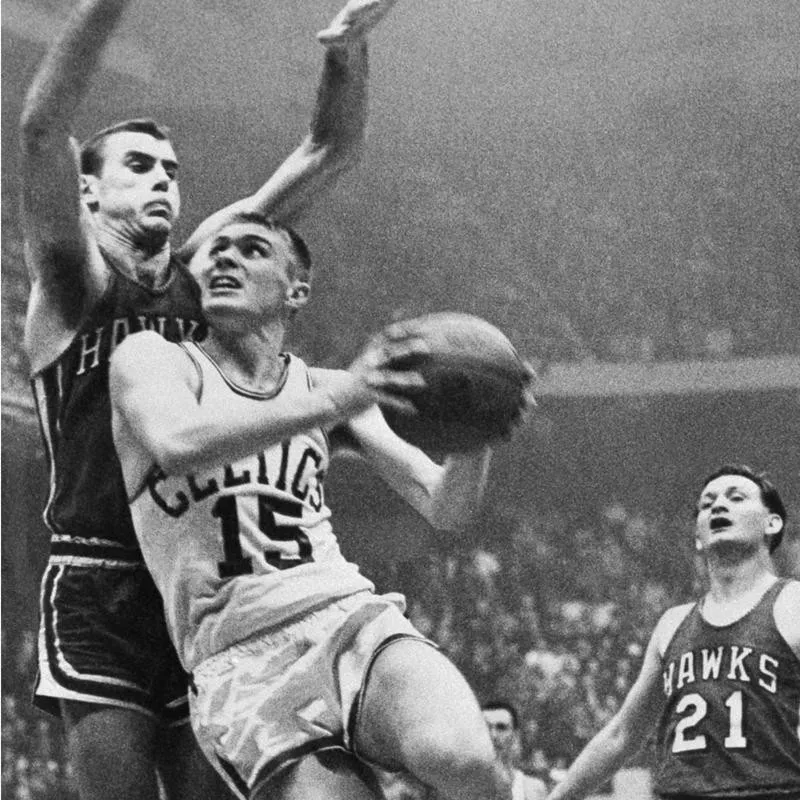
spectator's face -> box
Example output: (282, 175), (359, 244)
(695, 474), (782, 555)
(483, 708), (518, 761)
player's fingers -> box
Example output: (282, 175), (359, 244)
(521, 359), (538, 384)
(317, 0), (399, 45)
(381, 320), (420, 341)
(381, 336), (431, 365)
(375, 392), (420, 415)
(366, 369), (427, 392)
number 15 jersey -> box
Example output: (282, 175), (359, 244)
(654, 579), (800, 798)
(128, 342), (374, 672)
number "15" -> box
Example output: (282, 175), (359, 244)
(212, 494), (312, 578)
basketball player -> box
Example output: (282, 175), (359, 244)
(109, 212), (525, 800)
(482, 701), (547, 800)
(547, 465), (800, 800)
(20, 1), (401, 798)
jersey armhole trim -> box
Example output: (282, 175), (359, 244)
(656, 603), (695, 659)
(178, 341), (205, 403)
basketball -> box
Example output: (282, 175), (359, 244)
(381, 312), (531, 453)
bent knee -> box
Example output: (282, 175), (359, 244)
(402, 723), (499, 787)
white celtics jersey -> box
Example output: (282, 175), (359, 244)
(129, 343), (374, 671)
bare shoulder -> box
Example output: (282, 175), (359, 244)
(110, 331), (192, 383)
(774, 580), (800, 656)
(112, 330), (179, 362)
(653, 602), (694, 657)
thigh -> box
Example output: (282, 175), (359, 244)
(354, 639), (494, 771)
(157, 723), (241, 800)
(62, 700), (161, 800)
(253, 749), (382, 800)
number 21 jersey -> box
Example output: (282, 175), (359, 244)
(128, 342), (374, 672)
(654, 579), (800, 798)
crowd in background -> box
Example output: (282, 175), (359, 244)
(3, 505), (703, 799)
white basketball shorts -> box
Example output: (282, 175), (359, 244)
(188, 590), (433, 798)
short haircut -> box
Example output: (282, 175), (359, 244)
(481, 700), (520, 730)
(697, 463), (787, 553)
(80, 118), (172, 176)
(225, 211), (312, 279)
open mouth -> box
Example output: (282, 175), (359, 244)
(145, 202), (171, 218)
(709, 517), (733, 531)
(209, 275), (243, 290)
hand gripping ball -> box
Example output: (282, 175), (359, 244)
(381, 312), (531, 453)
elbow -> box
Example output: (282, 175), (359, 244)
(333, 129), (366, 172)
(427, 501), (480, 534)
(307, 129), (365, 177)
(19, 111), (46, 151)
(19, 110), (66, 156)
(602, 719), (637, 761)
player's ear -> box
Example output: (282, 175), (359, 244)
(285, 281), (310, 312)
(80, 174), (99, 209)
(765, 513), (783, 537)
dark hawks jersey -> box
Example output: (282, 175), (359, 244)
(31, 254), (206, 562)
(654, 579), (800, 798)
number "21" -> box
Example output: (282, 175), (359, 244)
(672, 690), (747, 752)
(212, 494), (312, 578)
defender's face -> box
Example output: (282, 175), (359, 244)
(190, 222), (304, 323)
(86, 132), (180, 239)
(482, 708), (517, 760)
(695, 474), (779, 554)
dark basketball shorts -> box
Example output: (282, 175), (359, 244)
(35, 561), (189, 725)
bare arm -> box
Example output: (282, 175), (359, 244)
(111, 331), (423, 482)
(546, 627), (667, 800)
(111, 333), (372, 479)
(338, 403), (493, 531)
(179, 0), (401, 259)
(20, 0), (129, 369)
(774, 580), (800, 659)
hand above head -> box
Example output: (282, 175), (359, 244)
(317, 0), (400, 46)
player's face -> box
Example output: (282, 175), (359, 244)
(190, 222), (306, 324)
(695, 474), (780, 554)
(482, 708), (517, 760)
(85, 132), (180, 241)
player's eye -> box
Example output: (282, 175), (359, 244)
(209, 238), (229, 256)
(243, 242), (268, 258)
(164, 164), (178, 180)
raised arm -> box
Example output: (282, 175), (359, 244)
(546, 624), (667, 800)
(179, 0), (400, 259)
(20, 0), (128, 370)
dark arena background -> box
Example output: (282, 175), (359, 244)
(2, 1), (799, 797)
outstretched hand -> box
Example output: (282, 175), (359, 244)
(317, 0), (400, 46)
